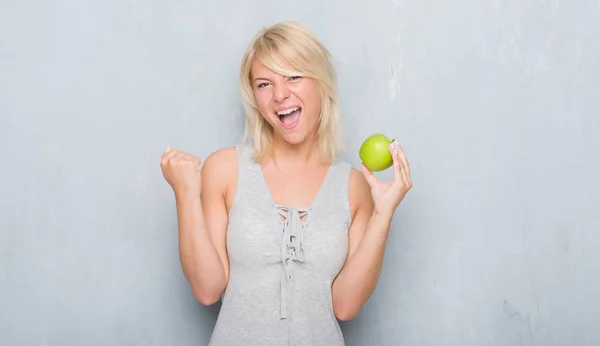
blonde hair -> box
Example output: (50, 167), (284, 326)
(239, 21), (342, 162)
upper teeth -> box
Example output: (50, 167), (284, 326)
(277, 107), (299, 116)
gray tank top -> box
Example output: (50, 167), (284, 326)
(208, 144), (352, 346)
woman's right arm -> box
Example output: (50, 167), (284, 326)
(161, 147), (234, 305)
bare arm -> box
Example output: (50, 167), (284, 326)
(163, 147), (235, 305)
(331, 169), (384, 320)
(331, 141), (412, 320)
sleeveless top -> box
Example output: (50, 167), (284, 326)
(208, 144), (353, 346)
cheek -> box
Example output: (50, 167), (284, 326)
(306, 91), (322, 120)
(254, 93), (272, 117)
(295, 84), (322, 117)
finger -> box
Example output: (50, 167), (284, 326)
(388, 141), (403, 184)
(393, 141), (411, 181)
(162, 146), (172, 159)
(360, 163), (378, 188)
(161, 147), (178, 164)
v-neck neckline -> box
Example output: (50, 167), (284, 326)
(255, 158), (335, 210)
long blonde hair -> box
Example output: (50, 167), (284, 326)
(239, 21), (342, 162)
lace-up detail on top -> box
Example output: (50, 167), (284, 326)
(276, 206), (310, 319)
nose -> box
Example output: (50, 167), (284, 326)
(273, 83), (290, 103)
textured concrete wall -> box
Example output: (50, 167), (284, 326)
(1, 0), (599, 345)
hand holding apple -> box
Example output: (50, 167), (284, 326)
(359, 135), (413, 218)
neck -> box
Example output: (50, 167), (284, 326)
(270, 133), (322, 169)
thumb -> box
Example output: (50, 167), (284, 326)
(361, 163), (378, 188)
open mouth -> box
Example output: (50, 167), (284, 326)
(276, 107), (301, 128)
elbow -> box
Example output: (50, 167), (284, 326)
(186, 274), (227, 306)
(333, 302), (361, 321)
(192, 288), (222, 306)
(197, 295), (220, 306)
(335, 311), (356, 322)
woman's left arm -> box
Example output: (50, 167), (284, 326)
(331, 140), (413, 321)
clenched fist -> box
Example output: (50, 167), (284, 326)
(160, 146), (202, 198)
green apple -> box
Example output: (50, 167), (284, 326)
(359, 134), (393, 172)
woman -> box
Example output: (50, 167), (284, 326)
(160, 21), (412, 346)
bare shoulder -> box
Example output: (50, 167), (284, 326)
(201, 146), (238, 209)
(348, 166), (373, 219)
(202, 147), (237, 174)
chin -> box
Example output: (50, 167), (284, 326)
(281, 132), (309, 145)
